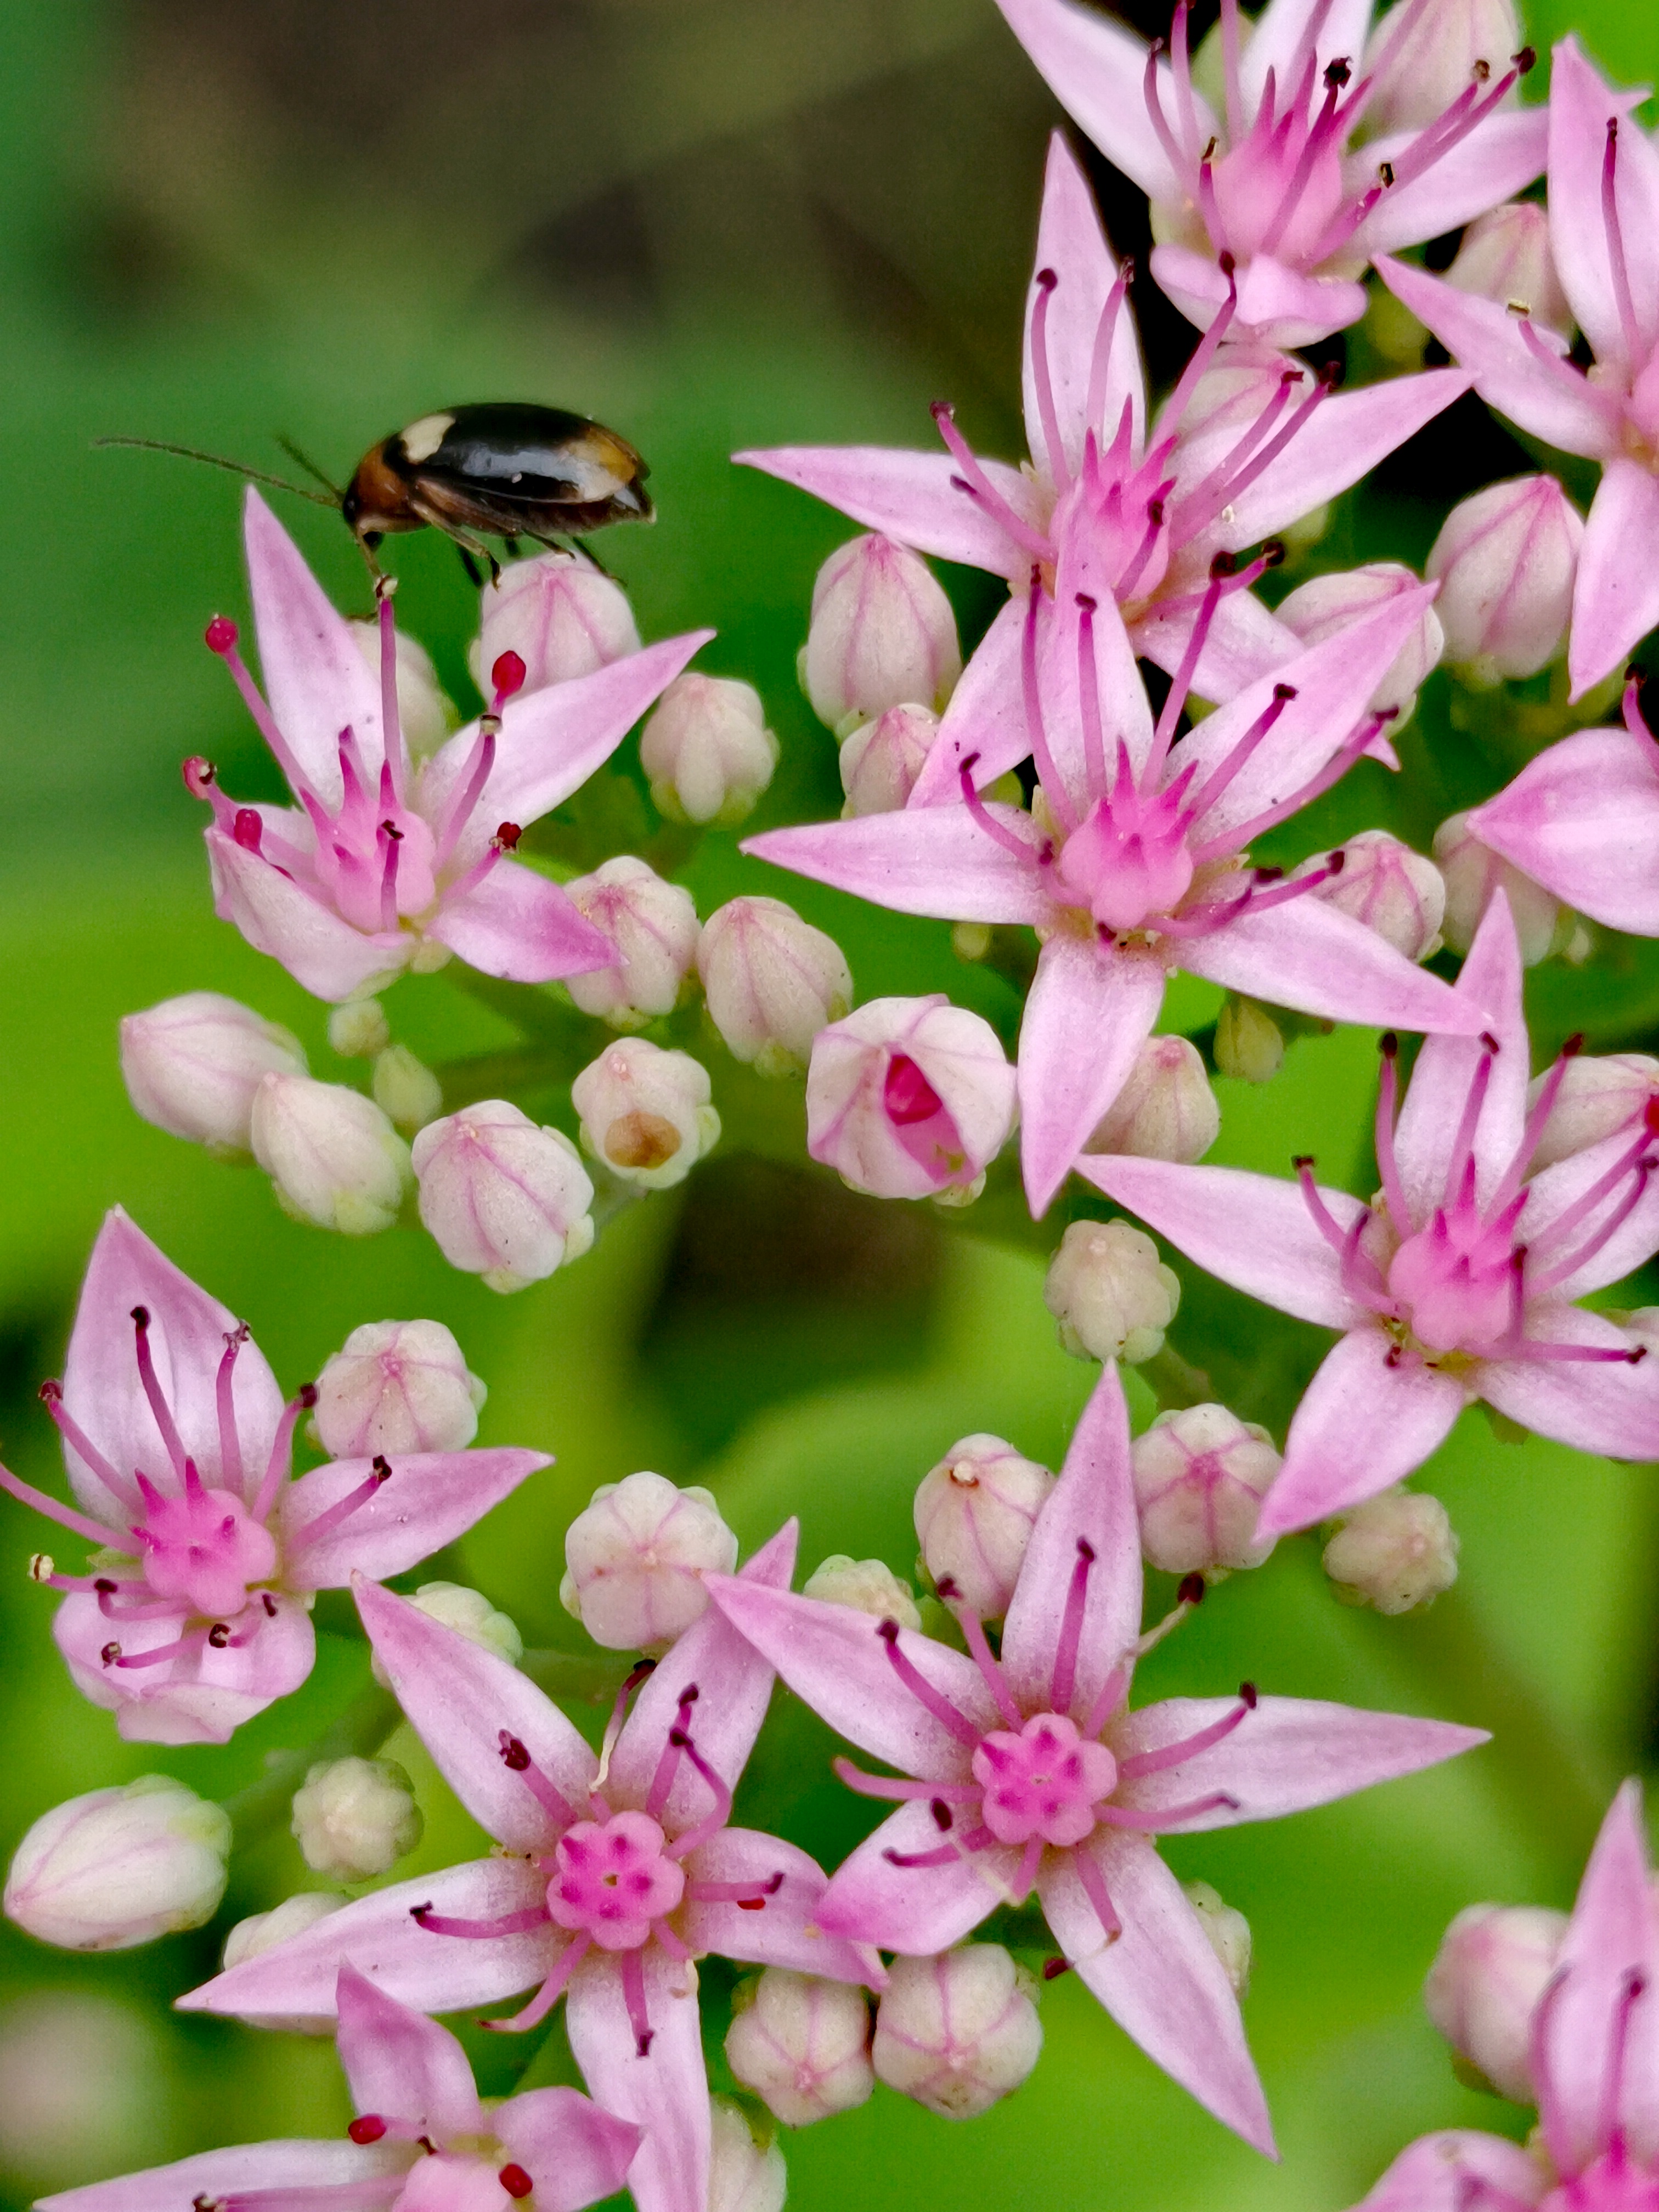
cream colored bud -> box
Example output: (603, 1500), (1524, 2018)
(839, 704), (940, 815)
(290, 1757), (421, 1882)
(1274, 562), (1443, 730)
(1446, 204), (1573, 342)
(4, 1778), (230, 1951)
(1084, 1035), (1220, 1163)
(221, 1893), (349, 2034)
(563, 856), (701, 1027)
(370, 1582), (522, 1689)
(412, 1101), (595, 1291)
(1214, 997), (1285, 1084)
(804, 534), (962, 731)
(708, 2097), (787, 2212)
(1433, 812), (1564, 965)
(698, 896), (852, 1075)
(1424, 1902), (1568, 2102)
(351, 622), (454, 760)
(1527, 1054), (1659, 1170)
(1182, 1879), (1252, 1997)
(572, 1038), (720, 1190)
(249, 1073), (410, 1235)
(1131, 1404), (1280, 1575)
(328, 1000), (390, 1059)
(1362, 0), (1523, 134)
(371, 1045), (444, 1132)
(913, 1436), (1054, 1620)
(120, 992), (307, 1157)
(313, 1318), (486, 1458)
(1298, 831), (1446, 962)
(1045, 1220), (1181, 1364)
(725, 1969), (875, 2126)
(640, 674), (779, 827)
(1428, 477), (1584, 684)
(472, 549), (641, 694)
(872, 1947), (1042, 2119)
(802, 1555), (921, 1629)
(560, 1471), (738, 1651)
(1323, 1487), (1459, 1613)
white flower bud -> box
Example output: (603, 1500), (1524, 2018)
(839, 704), (940, 816)
(913, 1436), (1055, 1620)
(1362, 0), (1522, 135)
(328, 999), (390, 1059)
(1323, 1487), (1459, 1613)
(1274, 563), (1443, 731)
(1433, 812), (1564, 965)
(1297, 830), (1447, 962)
(1045, 1220), (1181, 1365)
(1424, 1903), (1568, 2101)
(4, 1778), (231, 1951)
(412, 1100), (595, 1291)
(371, 1045), (444, 1132)
(351, 622), (454, 760)
(872, 1947), (1042, 2119)
(559, 1471), (738, 1651)
(803, 535), (962, 732)
(572, 1038), (720, 1190)
(221, 1892), (348, 2034)
(640, 674), (779, 827)
(802, 1555), (921, 1629)
(312, 1318), (486, 1458)
(370, 1582), (523, 1689)
(1182, 1879), (1253, 1997)
(725, 1969), (875, 2126)
(699, 897), (852, 1075)
(563, 856), (701, 1027)
(708, 2097), (787, 2212)
(1083, 1035), (1220, 1163)
(1131, 1404), (1280, 1575)
(807, 995), (1017, 1201)
(1446, 204), (1573, 341)
(1214, 996), (1285, 1083)
(1526, 1053), (1659, 1170)
(290, 1757), (421, 1882)
(120, 992), (307, 1157)
(250, 1073), (411, 1236)
(471, 550), (641, 695)
(1426, 476), (1584, 684)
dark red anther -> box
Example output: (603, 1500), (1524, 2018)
(1262, 538), (1288, 566)
(380, 820), (403, 842)
(1177, 1572), (1206, 1606)
(101, 1641), (121, 1664)
(131, 1306), (150, 1329)
(262, 1593), (278, 1616)
(371, 1454), (392, 1482)
(1076, 1536), (1096, 1562)
(205, 616), (238, 656)
(233, 809), (263, 853)
(1291, 1153), (1315, 1169)
(207, 1623), (230, 1648)
(930, 1799), (954, 1831)
(1272, 682), (1297, 702)
(494, 822), (522, 851)
(877, 1617), (902, 1644)
(636, 2030), (654, 2057)
(409, 1901), (435, 1922)
(1147, 496), (1165, 525)
(1255, 865), (1285, 884)
(348, 2116), (386, 2145)
(1328, 849), (1347, 874)
(499, 2166), (534, 2200)
(935, 1575), (962, 1601)
(491, 650), (527, 702)
(1324, 55), (1351, 84)
(1239, 1680), (1258, 1708)
(37, 1379), (62, 1404)
(1380, 1032), (1400, 1059)
(737, 1895), (768, 1910)
(1218, 249), (1235, 275)
(1480, 1031), (1502, 1054)
(1035, 266), (1058, 291)
(679, 1683), (700, 1705)
(930, 399), (955, 425)
(1514, 44), (1536, 69)
(1379, 159), (1397, 187)
(668, 1728), (689, 1750)
(298, 1383), (318, 1409)
(1042, 1956), (1072, 1980)
(500, 1732), (532, 1770)
(1630, 1344), (1649, 1365)
(94, 1577), (116, 1593)
(1209, 550), (1238, 579)
(1075, 591), (1098, 612)
(1564, 1032), (1585, 1058)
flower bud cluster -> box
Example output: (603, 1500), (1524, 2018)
(473, 549), (642, 693)
(699, 898), (852, 1075)
(871, 1947), (1041, 2118)
(725, 1970), (874, 2125)
(573, 1038), (720, 1189)
(565, 857), (701, 1027)
(1427, 477), (1583, 684)
(289, 1757), (422, 1882)
(313, 1318), (486, 1457)
(642, 675), (779, 826)
(1130, 1404), (1280, 1576)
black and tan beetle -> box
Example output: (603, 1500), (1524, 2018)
(99, 401), (653, 580)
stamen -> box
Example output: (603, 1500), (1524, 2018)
(490, 651), (527, 713)
(1011, 1835), (1045, 1904)
(0, 1463), (122, 1548)
(684, 1874), (786, 1904)
(129, 1307), (189, 1483)
(215, 1327), (249, 1497)
(205, 625), (315, 800)
(1143, 40), (1195, 201)
(832, 1758), (981, 1803)
(411, 1900), (552, 1940)
(1220, 0), (1243, 141)
(1021, 575), (1079, 831)
(1530, 1967), (1573, 2177)
(1530, 1163), (1656, 1294)
(934, 1582), (1023, 1729)
(1117, 1684), (1257, 1779)
(622, 1945), (654, 2057)
(1084, 264), (1135, 443)
(662, 1722), (734, 1858)
(479, 1931), (591, 2034)
(875, 1617), (982, 1746)
(1073, 1847), (1123, 1944)
(37, 1381), (142, 1511)
(1191, 706), (1390, 857)
(375, 578), (408, 807)
(1115, 484), (1173, 604)
(594, 1658), (657, 1795)
(1082, 1659), (1132, 1741)
(1375, 1036), (1414, 1232)
(1150, 560), (1231, 769)
(929, 403), (1053, 561)
(1601, 1967), (1647, 2149)
(1096, 1789), (1240, 1829)
(1527, 1107), (1659, 1260)
(252, 1385), (319, 1522)
(1028, 267), (1071, 493)
(645, 1688), (698, 1819)
(111, 1626), (212, 1671)
(957, 758), (1048, 865)
(434, 721), (499, 868)
(283, 1454), (391, 1556)
(1074, 594), (1109, 796)
(440, 823), (521, 905)
(1049, 1536), (1096, 1717)
(653, 1920), (692, 1963)
(498, 1731), (578, 1829)
(1183, 681), (1297, 823)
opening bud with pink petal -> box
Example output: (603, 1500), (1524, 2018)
(249, 1072), (411, 1236)
(559, 1469), (738, 1650)
(369, 1581), (522, 1688)
(572, 1037), (720, 1190)
(1423, 1901), (1568, 2101)
(1182, 1880), (1253, 1997)
(121, 992), (307, 1158)
(1083, 1034), (1220, 1164)
(871, 1946), (1042, 2119)
(4, 1777), (231, 1952)
(1433, 811), (1566, 964)
(349, 620), (454, 760)
(640, 673), (780, 826)
(709, 2096), (787, 2212)
(1426, 476), (1585, 684)
(411, 1098), (595, 1291)
(470, 549), (641, 696)
(1295, 831), (1447, 963)
(290, 1756), (422, 1882)
(802, 1554), (921, 1629)
(1445, 204), (1574, 341)
(1131, 1403), (1281, 1576)
(220, 1892), (347, 2033)
(698, 896), (852, 1076)
(725, 1968), (875, 2127)
(1323, 1487), (1460, 1614)
(839, 703), (940, 816)
(1361, 0), (1523, 134)
(913, 1434), (1054, 1620)
(802, 534), (962, 735)
(312, 1318), (486, 1459)
(1526, 1053), (1659, 1170)
(563, 855), (701, 1027)
(1274, 564), (1444, 731)
(806, 994), (1017, 1203)
(1044, 1219), (1181, 1365)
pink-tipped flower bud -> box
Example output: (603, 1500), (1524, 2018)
(1362, 0), (1523, 135)
(698, 897), (852, 1076)
(1426, 476), (1584, 684)
(312, 1319), (486, 1458)
(1131, 1404), (1280, 1575)
(1083, 1034), (1220, 1163)
(290, 1757), (421, 1882)
(1433, 812), (1564, 965)
(563, 856), (701, 1028)
(1045, 1220), (1181, 1364)
(1527, 1053), (1659, 1170)
(412, 1099), (595, 1291)
(839, 704), (941, 816)
(560, 1471), (739, 1651)
(803, 535), (962, 734)
(351, 622), (454, 760)
(1323, 1487), (1459, 1613)
(1297, 830), (1447, 962)
(640, 674), (779, 827)
(221, 1892), (348, 2034)
(1274, 563), (1444, 730)
(120, 992), (308, 1158)
(1446, 204), (1573, 341)
(1423, 1903), (1568, 2101)
(572, 1038), (720, 1190)
(871, 1948), (1042, 2119)
(725, 1970), (875, 2127)
(471, 549), (641, 695)
(1183, 1880), (1252, 1996)
(806, 995), (1017, 1203)
(802, 1555), (921, 1629)
(4, 1778), (231, 1952)
(370, 1582), (522, 1690)
(913, 1436), (1055, 1620)
(249, 1073), (411, 1236)
(708, 2098), (786, 2212)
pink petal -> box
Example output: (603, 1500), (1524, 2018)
(1026, 133), (1143, 478)
(1077, 1155), (1367, 1328)
(565, 1948), (708, 2212)
(1181, 895), (1487, 1036)
(1521, 1138), (1659, 1299)
(1038, 1831), (1275, 2154)
(55, 1588), (315, 1746)
(427, 859), (616, 983)
(1391, 893), (1527, 1221)
(1470, 726), (1659, 935)
(335, 1964), (485, 2140)
(1239, 0), (1373, 116)
(1350, 2130), (1547, 2212)
(244, 489), (384, 803)
(681, 1826), (882, 1983)
(1568, 458), (1659, 702)
(36, 2140), (409, 2212)
(206, 828), (410, 1004)
(993, 0), (1194, 202)
(732, 446), (1035, 575)
(908, 599), (1030, 805)
(1017, 935), (1166, 1216)
(177, 1859), (553, 2020)
(701, 1577), (991, 1779)
(1479, 1305), (1659, 1461)
(1132, 586), (1302, 704)
(1172, 250), (1364, 347)
(741, 807), (1056, 926)
(1355, 109), (1549, 256)
(1001, 1365), (1144, 1720)
(353, 1580), (597, 1852)
(607, 1522), (799, 1834)
(494, 2089), (642, 2212)
(813, 1799), (1015, 1953)
(283, 1449), (548, 1590)
(1546, 42), (1659, 375)
(1256, 1329), (1469, 1538)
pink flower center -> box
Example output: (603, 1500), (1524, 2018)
(135, 1481), (278, 1619)
(885, 1054), (944, 1125)
(544, 1812), (687, 1951)
(1056, 789), (1197, 934)
(1545, 2151), (1659, 2212)
(972, 1713), (1118, 1846)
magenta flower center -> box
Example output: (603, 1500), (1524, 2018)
(972, 1713), (1118, 1846)
(1056, 789), (1197, 934)
(884, 1054), (945, 1125)
(135, 1483), (278, 1619)
(545, 1812), (687, 1952)
(1544, 2149), (1659, 2212)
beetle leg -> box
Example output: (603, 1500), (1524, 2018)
(456, 545), (483, 588)
(410, 498), (501, 585)
(503, 535), (521, 558)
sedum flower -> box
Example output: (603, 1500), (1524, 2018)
(1426, 476), (1584, 684)
(1084, 1034), (1220, 1164)
(803, 534), (962, 731)
(120, 991), (307, 1157)
(724, 1968), (874, 2125)
(871, 1946), (1042, 2119)
(573, 1039), (720, 1192)
(698, 897), (852, 1076)
(473, 547), (642, 694)
(913, 1436), (1054, 1621)
(805, 995), (1017, 1203)
(250, 1073), (411, 1235)
(1323, 1489), (1459, 1613)
(640, 674), (779, 827)
(5, 1777), (230, 1952)
(412, 1100), (595, 1291)
(1131, 1403), (1280, 1575)
(564, 856), (701, 1028)
(840, 703), (940, 816)
(312, 1319), (486, 1459)
(1423, 1900), (1568, 2102)
(1296, 830), (1446, 963)
(290, 1757), (423, 1883)
(560, 1472), (738, 1652)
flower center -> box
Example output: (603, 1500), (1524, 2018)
(972, 1713), (1118, 1846)
(1056, 790), (1197, 934)
(135, 1482), (278, 1618)
(1546, 2151), (1659, 2212)
(544, 1810), (686, 1951)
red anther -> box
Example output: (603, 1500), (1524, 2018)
(1176, 1572), (1206, 1606)
(205, 616), (238, 655)
(764, 1870), (785, 1893)
(182, 756), (217, 796)
(1209, 550), (1238, 579)
(1324, 55), (1351, 84)
(1514, 44), (1536, 69)
(1272, 682), (1297, 702)
(499, 2166), (534, 2200)
(1328, 849), (1346, 874)
(494, 822), (522, 851)
(1379, 159), (1397, 186)
(101, 1641), (120, 1663)
(679, 1683), (700, 1704)
(1218, 250), (1236, 275)
(233, 809), (263, 853)
(736, 1895), (767, 1910)
(1480, 1031), (1502, 1053)
(491, 650), (527, 702)
(877, 1618), (902, 1644)
(1036, 266), (1058, 291)
(37, 1379), (62, 1403)
(207, 1623), (230, 1648)
(262, 1593), (278, 1616)
(500, 1732), (532, 1770)
(1043, 1956), (1072, 1980)
(131, 1305), (150, 1329)
(1262, 538), (1288, 566)
(930, 399), (955, 424)
(934, 1575), (962, 1601)
(1147, 496), (1165, 525)
(1075, 591), (1098, 612)
(94, 1577), (116, 1593)
(1631, 1345), (1649, 1364)
(371, 1454), (392, 1482)
(348, 2117), (387, 2145)
(380, 820), (403, 842)
(1380, 1032), (1400, 1059)
(1076, 1536), (1096, 1562)
(635, 2031), (654, 2057)
(298, 1383), (318, 1408)
(1292, 1153), (1315, 1169)
(1564, 1033), (1585, 1058)
(930, 1798), (954, 1831)
(1239, 1680), (1259, 1708)
(1255, 865), (1285, 884)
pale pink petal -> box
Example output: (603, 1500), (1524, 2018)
(565, 1948), (708, 2212)
(1017, 935), (1166, 1216)
(1546, 42), (1659, 374)
(244, 489), (384, 803)
(741, 807), (1056, 926)
(993, 0), (1194, 202)
(680, 1826), (882, 1983)
(206, 828), (410, 1005)
(177, 1859), (553, 2019)
(908, 599), (1030, 805)
(1470, 726), (1659, 935)
(1026, 133), (1144, 475)
(1001, 1365), (1144, 1720)
(1214, 251), (1368, 345)
(494, 2089), (642, 2212)
(1256, 1329), (1469, 1538)
(353, 1580), (597, 1850)
(427, 859), (616, 983)
(1350, 2130), (1548, 2212)
(1239, 0), (1374, 116)
(812, 1801), (1014, 1953)
(1521, 1137), (1659, 1298)
(55, 1588), (315, 1746)
(1480, 1306), (1659, 1461)
(1391, 893), (1526, 1220)
(335, 1964), (485, 2139)
(733, 446), (1036, 575)
(1568, 458), (1659, 702)
(1355, 109), (1549, 257)
(1076, 1156), (1368, 1328)
(37, 2140), (409, 2212)
(1181, 897), (1485, 1036)
(1132, 587), (1303, 703)
(1039, 1831), (1274, 2154)
(282, 1450), (548, 1590)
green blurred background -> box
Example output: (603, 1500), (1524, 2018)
(3, 0), (1659, 2205)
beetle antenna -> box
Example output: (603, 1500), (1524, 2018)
(93, 437), (340, 510)
(275, 435), (345, 501)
